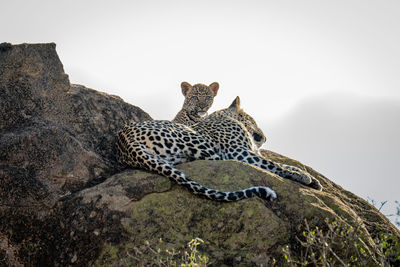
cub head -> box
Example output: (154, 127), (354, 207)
(224, 96), (266, 148)
(181, 81), (219, 117)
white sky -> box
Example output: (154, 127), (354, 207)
(2, 0), (400, 221)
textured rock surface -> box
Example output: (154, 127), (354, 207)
(0, 43), (399, 266)
(0, 43), (151, 266)
(88, 161), (399, 266)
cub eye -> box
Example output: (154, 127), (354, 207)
(191, 96), (199, 101)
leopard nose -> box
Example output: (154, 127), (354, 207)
(198, 104), (208, 110)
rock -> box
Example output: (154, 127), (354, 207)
(0, 43), (399, 266)
(0, 43), (152, 205)
(86, 161), (400, 266)
(0, 43), (151, 266)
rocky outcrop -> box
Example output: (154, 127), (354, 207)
(0, 43), (399, 266)
(0, 43), (151, 266)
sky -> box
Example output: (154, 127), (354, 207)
(2, 0), (400, 223)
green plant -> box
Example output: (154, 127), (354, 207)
(374, 233), (400, 265)
(93, 237), (210, 266)
(281, 219), (399, 266)
(181, 238), (209, 267)
(135, 237), (209, 266)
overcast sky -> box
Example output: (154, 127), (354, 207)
(2, 0), (400, 221)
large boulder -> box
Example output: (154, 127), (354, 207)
(0, 43), (151, 266)
(0, 43), (399, 266)
(0, 43), (152, 206)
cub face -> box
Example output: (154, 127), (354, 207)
(181, 82), (219, 117)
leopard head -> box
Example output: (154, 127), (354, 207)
(224, 96), (267, 148)
(181, 82), (219, 117)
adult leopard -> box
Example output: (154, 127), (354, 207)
(117, 97), (322, 202)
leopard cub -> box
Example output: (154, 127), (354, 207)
(173, 82), (219, 126)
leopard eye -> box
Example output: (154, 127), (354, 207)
(191, 96), (199, 101)
(253, 132), (263, 142)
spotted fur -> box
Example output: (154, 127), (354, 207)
(117, 97), (322, 202)
(172, 82), (219, 126)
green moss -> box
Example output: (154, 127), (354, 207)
(91, 159), (400, 265)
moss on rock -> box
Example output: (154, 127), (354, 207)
(89, 160), (399, 266)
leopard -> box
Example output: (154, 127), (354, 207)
(117, 96), (322, 202)
(172, 81), (266, 148)
(172, 82), (219, 126)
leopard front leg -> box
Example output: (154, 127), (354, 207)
(279, 163), (322, 190)
(227, 149), (322, 190)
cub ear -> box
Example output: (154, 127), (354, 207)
(228, 96), (241, 111)
(181, 82), (192, 96)
(209, 82), (219, 96)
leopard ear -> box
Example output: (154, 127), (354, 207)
(228, 96), (241, 111)
(181, 82), (192, 96)
(209, 82), (219, 96)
